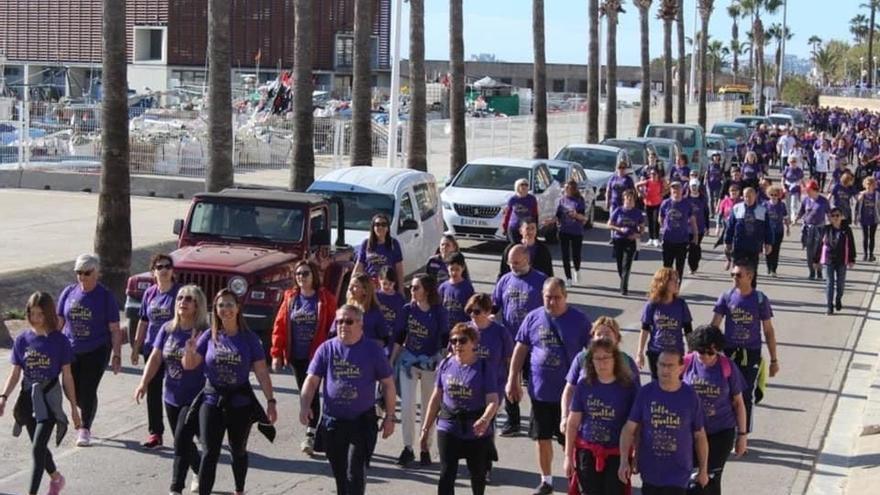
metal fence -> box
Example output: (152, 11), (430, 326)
(0, 97), (740, 186)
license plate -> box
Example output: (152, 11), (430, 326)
(460, 218), (488, 226)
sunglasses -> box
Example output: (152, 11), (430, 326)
(176, 294), (195, 303)
(697, 348), (717, 356)
(449, 337), (469, 345)
(373, 222), (389, 227)
(154, 263), (172, 271)
(295, 271), (312, 277)
(75, 270), (94, 276)
(335, 318), (355, 326)
(467, 308), (483, 316)
(216, 301), (236, 309)
(730, 272), (745, 279)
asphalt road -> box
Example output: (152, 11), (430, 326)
(0, 189), (876, 495)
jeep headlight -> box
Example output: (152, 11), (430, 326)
(228, 276), (248, 297)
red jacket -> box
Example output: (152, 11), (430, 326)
(271, 286), (337, 362)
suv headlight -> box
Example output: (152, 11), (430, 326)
(442, 201), (453, 210)
(228, 276), (248, 296)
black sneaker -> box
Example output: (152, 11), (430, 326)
(485, 468), (492, 485)
(871, 255), (877, 262)
(533, 482), (554, 495)
(500, 423), (519, 437)
(836, 300), (843, 311)
(396, 447), (415, 466)
(419, 450), (432, 466)
(826, 307), (834, 315)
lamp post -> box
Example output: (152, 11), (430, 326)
(386, 0), (403, 168)
(777, 0), (787, 91)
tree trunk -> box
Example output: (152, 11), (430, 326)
(732, 18), (739, 76)
(605, 10), (618, 139)
(406, 0), (427, 171)
(869, 4), (876, 87)
(587, 0), (600, 143)
(95, 0), (132, 304)
(637, 2), (652, 136)
(206, 0), (233, 192)
(663, 19), (673, 123)
(532, 0), (548, 159)
(351, 0), (373, 166)
(699, 16), (709, 131)
(449, 0), (467, 177)
(291, 0), (314, 191)
(676, 0), (686, 123)
(774, 41), (782, 96)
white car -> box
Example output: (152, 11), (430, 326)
(308, 167), (444, 277)
(441, 158), (562, 242)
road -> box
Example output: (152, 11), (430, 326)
(0, 189), (876, 494)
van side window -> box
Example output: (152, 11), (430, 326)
(413, 182), (437, 221)
(400, 193), (416, 226)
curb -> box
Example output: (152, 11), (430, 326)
(0, 169), (206, 200)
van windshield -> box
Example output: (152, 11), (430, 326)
(555, 148), (618, 172)
(451, 163), (531, 191)
(646, 127), (697, 147)
(188, 201), (304, 242)
(310, 190), (395, 231)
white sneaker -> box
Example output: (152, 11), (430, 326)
(565, 278), (573, 287)
(76, 428), (91, 447)
(300, 435), (315, 455)
(190, 478), (199, 493)
(572, 271), (579, 284)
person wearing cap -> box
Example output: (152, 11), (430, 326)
(687, 178), (711, 275)
(796, 181), (832, 280)
(56, 254), (123, 447)
(724, 188), (770, 289)
(659, 182), (698, 283)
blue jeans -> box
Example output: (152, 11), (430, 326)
(825, 264), (847, 309)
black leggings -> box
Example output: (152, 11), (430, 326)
(766, 238), (783, 274)
(437, 430), (491, 495)
(646, 205), (660, 240)
(26, 419), (57, 495)
(612, 238), (636, 292)
(146, 361), (165, 436)
(198, 403), (252, 495)
(72, 345), (110, 429)
(687, 233), (705, 272)
(662, 242), (689, 282)
(641, 484), (685, 495)
(815, 172), (827, 191)
(863, 224), (877, 257)
(575, 450), (624, 494)
(559, 232), (584, 280)
(166, 402), (200, 493)
(699, 428), (736, 495)
(293, 359), (320, 429)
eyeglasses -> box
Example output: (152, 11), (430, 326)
(216, 302), (236, 309)
(75, 270), (94, 276)
(467, 308), (483, 316)
(176, 294), (195, 303)
(449, 337), (469, 345)
(335, 318), (355, 326)
(154, 263), (172, 271)
(295, 271), (312, 277)
(697, 348), (717, 356)
(730, 272), (745, 279)
(373, 222), (389, 228)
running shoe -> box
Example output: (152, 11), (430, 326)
(572, 271), (579, 284)
(533, 482), (554, 495)
(190, 478), (199, 493)
(142, 433), (163, 449)
(47, 474), (65, 495)
(500, 423), (519, 437)
(419, 450), (432, 466)
(836, 300), (843, 311)
(76, 428), (91, 447)
(300, 435), (315, 455)
(565, 278), (573, 288)
(396, 446), (415, 466)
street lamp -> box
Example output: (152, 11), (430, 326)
(386, 0), (403, 168)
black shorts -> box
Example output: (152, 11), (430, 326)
(528, 399), (563, 443)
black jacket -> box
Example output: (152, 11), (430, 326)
(497, 241), (554, 279)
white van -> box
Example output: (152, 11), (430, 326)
(308, 167), (444, 277)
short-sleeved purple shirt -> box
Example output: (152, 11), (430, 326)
(308, 336), (393, 419)
(11, 330), (73, 386)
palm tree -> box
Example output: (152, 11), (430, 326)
(95, 0), (132, 301)
(206, 0), (233, 192)
(864, 1), (880, 86)
(291, 0), (314, 191)
(587, 0), (600, 143)
(407, 0), (427, 171)
(676, 0), (686, 123)
(728, 1), (742, 76)
(351, 0), (373, 166)
(659, 0), (678, 123)
(768, 23), (793, 95)
(602, 1), (623, 139)
(814, 44), (840, 86)
(635, 0), (653, 136)
(707, 39), (729, 92)
(852, 14), (871, 44)
(808, 35), (823, 56)
(532, 0), (548, 158)
(740, 0), (782, 115)
(449, 0), (467, 177)
(698, 1), (715, 131)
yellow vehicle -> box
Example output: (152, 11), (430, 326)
(718, 84), (754, 115)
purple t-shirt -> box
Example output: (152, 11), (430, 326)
(660, 198), (695, 244)
(689, 194), (710, 234)
(670, 166), (691, 186)
(607, 175), (635, 208)
(641, 298), (693, 354)
(831, 184), (856, 218)
(764, 200), (788, 238)
(57, 283), (120, 354)
(557, 196), (587, 235)
(610, 206), (645, 240)
(683, 355), (744, 434)
(473, 321), (515, 394)
(707, 163), (723, 190)
(571, 378), (637, 447)
(742, 162), (760, 182)
(356, 238), (404, 278)
(713, 289), (773, 350)
(399, 303), (449, 357)
(567, 349), (642, 388)
(515, 307), (591, 402)
(627, 382), (705, 489)
(439, 279), (475, 330)
(783, 167), (804, 195)
(138, 284), (180, 357)
(800, 195), (830, 226)
(860, 191), (879, 226)
(308, 336), (393, 420)
(153, 324), (206, 407)
(376, 291), (406, 352)
(289, 293), (319, 360)
(492, 269), (547, 335)
(425, 254), (449, 284)
(11, 330), (73, 386)
(507, 194), (539, 232)
(195, 330), (264, 407)
(435, 357), (498, 440)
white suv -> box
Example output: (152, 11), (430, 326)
(441, 158), (563, 242)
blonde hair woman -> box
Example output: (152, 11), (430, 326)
(637, 268), (693, 380)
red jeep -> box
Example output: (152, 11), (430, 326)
(124, 188), (355, 349)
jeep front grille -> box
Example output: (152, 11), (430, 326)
(178, 271), (230, 300)
(453, 204), (501, 218)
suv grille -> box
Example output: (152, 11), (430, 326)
(454, 204), (501, 218)
(178, 271), (229, 300)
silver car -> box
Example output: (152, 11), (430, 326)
(547, 160), (598, 229)
(553, 144), (631, 213)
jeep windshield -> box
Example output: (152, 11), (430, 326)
(313, 191), (395, 231)
(188, 201), (304, 242)
(555, 148), (617, 172)
(451, 163), (531, 191)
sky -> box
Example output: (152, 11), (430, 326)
(396, 0), (865, 66)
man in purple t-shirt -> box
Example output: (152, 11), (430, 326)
(619, 349), (709, 494)
(300, 305), (396, 495)
(507, 278), (591, 495)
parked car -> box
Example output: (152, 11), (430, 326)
(733, 115), (770, 130)
(643, 123), (707, 172)
(441, 158), (563, 242)
(710, 122), (749, 163)
(706, 133), (733, 170)
(546, 160), (598, 229)
(600, 138), (658, 175)
(553, 144), (631, 213)
(641, 137), (684, 171)
(307, 167), (444, 278)
(124, 189), (354, 349)
(767, 113), (795, 130)
(774, 107), (806, 129)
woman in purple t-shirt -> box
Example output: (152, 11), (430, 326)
(556, 179), (589, 285)
(354, 213), (405, 295)
(420, 323), (500, 495)
(134, 284), (208, 495)
(637, 267), (693, 380)
(503, 179), (540, 243)
(608, 190), (645, 295)
(0, 292), (79, 495)
(131, 253), (180, 449)
(855, 176), (880, 261)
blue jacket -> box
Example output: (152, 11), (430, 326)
(725, 202), (768, 253)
